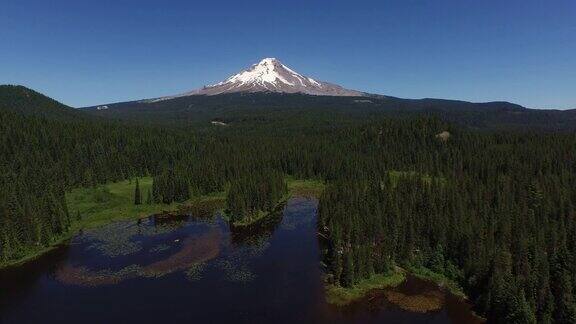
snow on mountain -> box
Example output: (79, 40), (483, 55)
(151, 58), (364, 101)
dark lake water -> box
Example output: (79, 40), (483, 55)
(0, 197), (482, 324)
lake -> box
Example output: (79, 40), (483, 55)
(0, 197), (482, 323)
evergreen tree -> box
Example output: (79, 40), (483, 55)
(146, 189), (152, 205)
(134, 178), (142, 205)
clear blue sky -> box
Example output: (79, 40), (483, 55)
(1, 0), (575, 109)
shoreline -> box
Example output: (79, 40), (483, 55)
(0, 178), (226, 270)
(228, 194), (290, 227)
(325, 271), (407, 306)
(324, 266), (468, 307)
(0, 198), (223, 270)
(406, 265), (466, 298)
(1, 177), (324, 271)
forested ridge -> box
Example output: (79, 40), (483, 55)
(83, 90), (576, 131)
(1, 85), (575, 322)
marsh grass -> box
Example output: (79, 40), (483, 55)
(67, 177), (224, 230)
(286, 178), (325, 197)
(325, 271), (406, 306)
(55, 229), (221, 286)
(384, 290), (445, 313)
(185, 262), (207, 281)
(387, 171), (445, 186)
(149, 244), (171, 253)
(407, 266), (466, 298)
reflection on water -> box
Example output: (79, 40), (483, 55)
(0, 197), (482, 324)
(230, 204), (283, 247)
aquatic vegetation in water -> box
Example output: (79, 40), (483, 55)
(55, 229), (222, 286)
(227, 266), (256, 283)
(83, 222), (143, 257)
(384, 290), (445, 313)
(325, 272), (406, 306)
(55, 264), (142, 287)
(149, 244), (171, 253)
(214, 257), (254, 283)
(214, 226), (278, 283)
(242, 236), (270, 258)
(185, 262), (207, 281)
(216, 259), (256, 283)
(140, 229), (221, 277)
(80, 215), (213, 258)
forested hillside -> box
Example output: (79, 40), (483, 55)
(0, 85), (83, 120)
(1, 86), (575, 322)
(83, 92), (576, 131)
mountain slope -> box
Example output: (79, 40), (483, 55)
(152, 58), (364, 99)
(83, 91), (576, 131)
(0, 85), (81, 120)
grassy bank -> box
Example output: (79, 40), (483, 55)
(66, 177), (226, 230)
(325, 271), (406, 306)
(407, 266), (466, 298)
(388, 170), (445, 185)
(286, 178), (325, 197)
(324, 265), (467, 306)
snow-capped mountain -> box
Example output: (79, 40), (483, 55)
(158, 58), (364, 99)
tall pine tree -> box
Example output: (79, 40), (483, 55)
(134, 178), (142, 205)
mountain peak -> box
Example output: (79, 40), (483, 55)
(257, 57), (280, 64)
(214, 57), (323, 90)
(158, 58), (365, 100)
